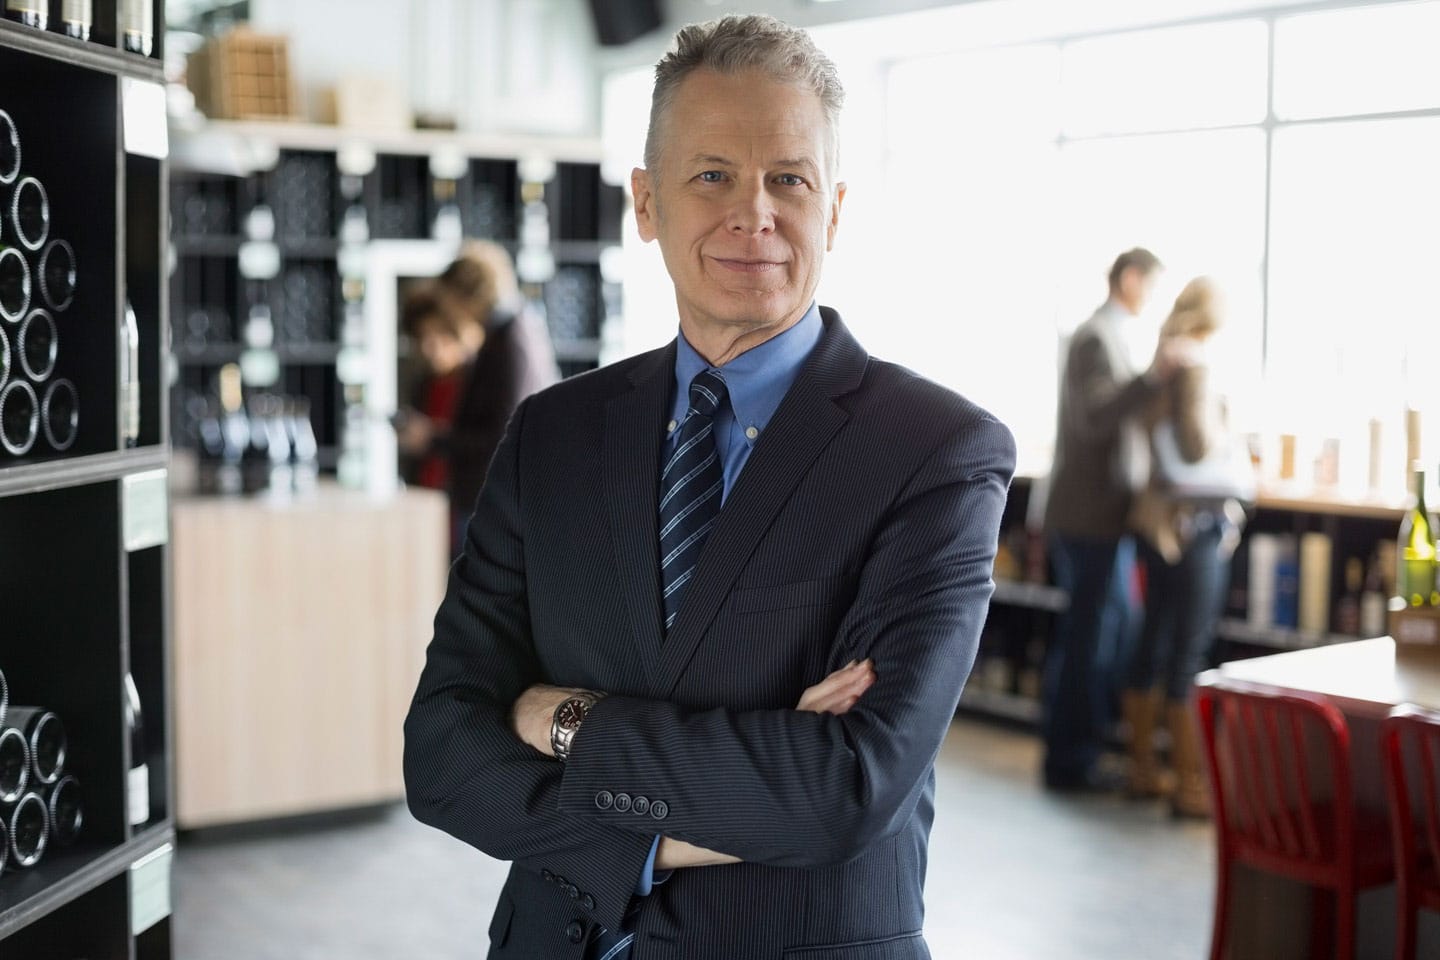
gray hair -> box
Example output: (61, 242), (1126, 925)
(643, 14), (845, 177)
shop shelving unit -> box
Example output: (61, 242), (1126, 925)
(0, 4), (174, 959)
(166, 119), (625, 476)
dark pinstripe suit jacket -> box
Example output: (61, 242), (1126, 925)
(404, 308), (1016, 960)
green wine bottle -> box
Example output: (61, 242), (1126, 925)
(1398, 466), (1437, 607)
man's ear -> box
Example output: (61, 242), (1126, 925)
(826, 181), (847, 251)
(632, 166), (658, 243)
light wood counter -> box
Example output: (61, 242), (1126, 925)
(172, 484), (448, 828)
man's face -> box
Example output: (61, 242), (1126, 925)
(632, 69), (845, 339)
(1117, 266), (1158, 316)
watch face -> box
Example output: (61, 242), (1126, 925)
(556, 698), (588, 730)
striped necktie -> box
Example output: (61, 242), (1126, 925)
(658, 368), (729, 632)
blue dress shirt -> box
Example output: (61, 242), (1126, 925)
(666, 301), (825, 504)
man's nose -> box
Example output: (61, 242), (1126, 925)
(726, 179), (776, 236)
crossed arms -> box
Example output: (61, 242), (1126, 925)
(402, 396), (1015, 931)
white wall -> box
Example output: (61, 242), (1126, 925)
(247, 0), (602, 136)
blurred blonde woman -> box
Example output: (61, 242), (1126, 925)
(1123, 277), (1251, 817)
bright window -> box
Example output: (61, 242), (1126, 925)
(1060, 20), (1267, 136)
(1274, 1), (1440, 120)
(1268, 117), (1440, 414)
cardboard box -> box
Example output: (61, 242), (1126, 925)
(188, 27), (296, 121)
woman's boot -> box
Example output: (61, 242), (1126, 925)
(1166, 700), (1211, 818)
(1122, 689), (1169, 798)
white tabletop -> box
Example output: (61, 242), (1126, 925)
(1200, 637), (1440, 719)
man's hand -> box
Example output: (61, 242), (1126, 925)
(654, 659), (877, 870)
(796, 659), (875, 713)
(510, 684), (591, 756)
(396, 410), (437, 455)
(1148, 335), (1202, 383)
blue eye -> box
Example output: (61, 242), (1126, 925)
(777, 174), (805, 187)
(698, 171), (725, 183)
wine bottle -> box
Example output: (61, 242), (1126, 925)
(42, 377), (78, 451)
(4, 791), (49, 868)
(4, 0), (46, 30)
(19, 307), (57, 381)
(123, 673), (149, 827)
(122, 299), (140, 446)
(217, 364), (247, 496)
(286, 396), (319, 494)
(59, 0), (92, 40)
(241, 395), (273, 495)
(0, 245), (31, 323)
(260, 395), (292, 495)
(1398, 466), (1438, 607)
(46, 774), (81, 846)
(120, 0), (152, 56)
(0, 325), (8, 393)
(0, 379), (39, 456)
(0, 109), (18, 185)
(1360, 550), (1388, 638)
(38, 238), (76, 312)
(0, 726), (29, 803)
(11, 175), (49, 251)
(6, 706), (65, 786)
(0, 664), (7, 728)
(1334, 557), (1363, 636)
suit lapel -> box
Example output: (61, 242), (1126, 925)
(655, 309), (869, 697)
(604, 343), (675, 687)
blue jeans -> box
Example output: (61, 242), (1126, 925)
(1128, 510), (1230, 701)
(1043, 534), (1136, 785)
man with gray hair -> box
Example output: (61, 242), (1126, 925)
(405, 14), (1014, 959)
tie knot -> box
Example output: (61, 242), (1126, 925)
(687, 368), (728, 418)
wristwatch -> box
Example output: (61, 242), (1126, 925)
(551, 691), (604, 762)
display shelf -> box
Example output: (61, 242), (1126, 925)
(1215, 618), (1356, 652)
(0, 19), (162, 81)
(957, 687), (1043, 725)
(0, 446), (166, 497)
(0, 828), (171, 942)
(0, 8), (171, 955)
(992, 579), (1069, 613)
(173, 235), (243, 256)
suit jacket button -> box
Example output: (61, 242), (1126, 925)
(566, 920), (585, 944)
(566, 884), (579, 899)
(649, 800), (668, 820)
(613, 792), (632, 813)
(595, 790), (614, 810)
(632, 796), (650, 815)
(581, 894), (596, 911)
(541, 868), (555, 882)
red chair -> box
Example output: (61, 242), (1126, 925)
(1197, 679), (1394, 960)
(1382, 705), (1440, 960)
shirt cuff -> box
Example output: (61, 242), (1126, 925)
(634, 835), (673, 896)
(634, 835), (662, 896)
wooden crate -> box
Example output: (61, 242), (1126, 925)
(188, 27), (296, 121)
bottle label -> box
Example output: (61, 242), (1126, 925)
(1403, 559), (1438, 606)
(129, 762), (151, 826)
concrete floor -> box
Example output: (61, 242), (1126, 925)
(172, 718), (1216, 960)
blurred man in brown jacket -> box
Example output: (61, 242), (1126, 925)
(1041, 248), (1193, 791)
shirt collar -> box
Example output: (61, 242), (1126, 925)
(671, 302), (824, 445)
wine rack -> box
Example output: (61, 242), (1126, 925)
(0, 7), (174, 959)
(167, 123), (625, 476)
